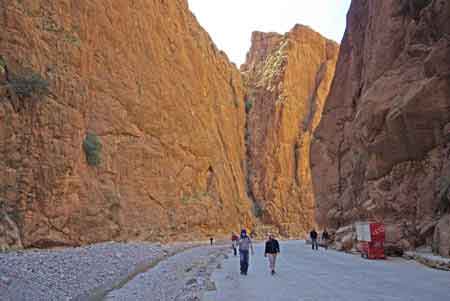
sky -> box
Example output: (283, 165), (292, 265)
(188, 0), (352, 65)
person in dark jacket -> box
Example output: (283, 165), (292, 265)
(264, 233), (280, 275)
(322, 229), (330, 250)
(310, 229), (318, 250)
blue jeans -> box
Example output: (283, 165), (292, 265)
(312, 238), (318, 250)
(239, 249), (249, 273)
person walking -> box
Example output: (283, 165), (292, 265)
(310, 229), (318, 251)
(322, 229), (330, 250)
(264, 233), (280, 275)
(238, 229), (254, 275)
(231, 232), (239, 256)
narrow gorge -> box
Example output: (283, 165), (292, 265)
(1, 0), (449, 260)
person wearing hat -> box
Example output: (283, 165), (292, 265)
(264, 233), (280, 275)
(237, 229), (254, 275)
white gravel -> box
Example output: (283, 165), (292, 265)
(204, 240), (450, 301)
(0, 241), (196, 301)
(105, 245), (228, 301)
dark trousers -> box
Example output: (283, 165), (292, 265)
(233, 246), (237, 256)
(312, 238), (318, 250)
(239, 249), (249, 273)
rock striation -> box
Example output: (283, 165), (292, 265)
(242, 25), (339, 237)
(312, 0), (450, 257)
(0, 0), (253, 249)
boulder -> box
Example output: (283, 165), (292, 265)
(433, 215), (450, 258)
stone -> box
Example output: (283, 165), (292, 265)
(433, 215), (450, 258)
(185, 278), (197, 286)
(241, 24), (339, 237)
(0, 207), (23, 251)
(204, 279), (217, 291)
(311, 0), (450, 254)
(0, 276), (11, 286)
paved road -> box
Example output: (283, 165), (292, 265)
(204, 240), (450, 301)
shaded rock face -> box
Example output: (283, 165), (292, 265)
(242, 25), (339, 237)
(433, 215), (450, 257)
(0, 0), (253, 248)
(311, 0), (450, 256)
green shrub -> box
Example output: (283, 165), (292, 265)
(63, 33), (81, 47)
(83, 133), (102, 166)
(9, 72), (50, 98)
(245, 99), (253, 113)
(181, 191), (209, 204)
(0, 57), (6, 78)
(254, 203), (264, 218)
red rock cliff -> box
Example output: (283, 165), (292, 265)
(0, 0), (253, 249)
(242, 25), (339, 237)
(311, 0), (450, 256)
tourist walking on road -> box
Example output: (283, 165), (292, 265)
(310, 229), (318, 250)
(322, 229), (330, 250)
(264, 233), (280, 275)
(231, 232), (239, 256)
(238, 229), (254, 275)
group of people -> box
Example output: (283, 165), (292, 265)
(309, 228), (330, 250)
(231, 229), (280, 275)
(230, 228), (330, 276)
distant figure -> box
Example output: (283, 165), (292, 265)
(322, 229), (330, 250)
(238, 229), (254, 275)
(264, 233), (280, 275)
(210, 237), (214, 245)
(231, 232), (239, 256)
(310, 229), (318, 251)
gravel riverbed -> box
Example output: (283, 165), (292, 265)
(105, 245), (228, 301)
(0, 241), (199, 301)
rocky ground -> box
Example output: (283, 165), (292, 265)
(105, 245), (228, 301)
(0, 241), (200, 301)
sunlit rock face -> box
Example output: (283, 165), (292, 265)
(312, 0), (450, 256)
(0, 0), (254, 249)
(242, 25), (339, 237)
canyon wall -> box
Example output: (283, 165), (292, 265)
(242, 25), (339, 237)
(0, 0), (253, 249)
(311, 0), (450, 256)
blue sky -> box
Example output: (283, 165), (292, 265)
(188, 0), (351, 65)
